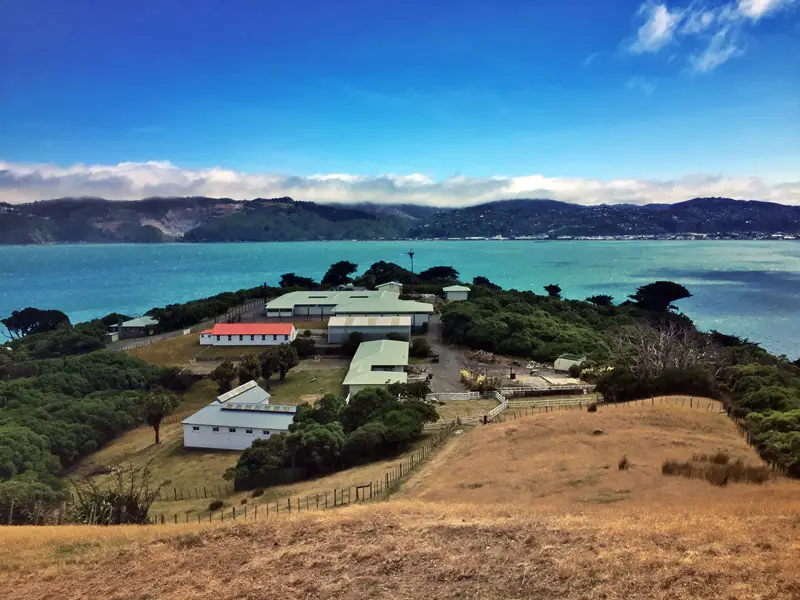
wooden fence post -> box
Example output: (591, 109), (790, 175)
(287, 498), (291, 513)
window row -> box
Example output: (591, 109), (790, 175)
(215, 334), (290, 341)
(191, 426), (271, 436)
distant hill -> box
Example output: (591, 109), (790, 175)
(0, 195), (798, 244)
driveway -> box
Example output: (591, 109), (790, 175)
(426, 321), (469, 393)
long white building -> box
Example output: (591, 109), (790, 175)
(200, 323), (297, 346)
(181, 381), (297, 451)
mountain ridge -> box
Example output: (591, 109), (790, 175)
(0, 196), (798, 244)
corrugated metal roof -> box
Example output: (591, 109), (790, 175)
(328, 315), (412, 328)
(266, 290), (398, 310)
(181, 403), (297, 429)
(442, 285), (471, 292)
(119, 316), (159, 328)
(209, 323), (295, 336)
(332, 298), (434, 314)
(343, 340), (409, 386)
(217, 380), (270, 404)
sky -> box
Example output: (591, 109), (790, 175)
(1, 0), (799, 206)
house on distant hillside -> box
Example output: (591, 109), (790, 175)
(109, 316), (159, 340)
(200, 323), (297, 346)
(442, 285), (470, 302)
(553, 354), (587, 373)
(181, 380), (296, 451)
(327, 315), (412, 344)
(343, 340), (409, 396)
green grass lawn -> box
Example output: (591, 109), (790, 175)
(265, 366), (347, 405)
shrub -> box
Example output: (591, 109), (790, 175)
(662, 455), (771, 486)
(410, 337), (432, 358)
(240, 498), (247, 505)
(303, 329), (312, 337)
(252, 488), (264, 498)
(618, 455), (629, 470)
(568, 363), (582, 378)
(420, 322), (429, 334)
(586, 402), (598, 413)
(208, 500), (223, 512)
(291, 337), (316, 358)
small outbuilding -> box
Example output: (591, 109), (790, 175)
(109, 316), (159, 339)
(200, 323), (297, 346)
(327, 315), (412, 344)
(181, 381), (297, 451)
(553, 353), (587, 373)
(343, 340), (409, 396)
(376, 281), (403, 295)
(442, 285), (471, 302)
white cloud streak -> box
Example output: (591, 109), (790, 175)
(626, 76), (658, 96)
(627, 0), (798, 72)
(1, 160), (798, 206)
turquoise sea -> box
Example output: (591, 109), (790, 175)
(1, 241), (798, 358)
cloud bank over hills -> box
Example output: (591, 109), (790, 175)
(1, 160), (798, 206)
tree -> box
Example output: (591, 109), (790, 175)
(629, 281), (692, 312)
(2, 308), (71, 340)
(279, 273), (317, 288)
(321, 261), (358, 287)
(237, 354), (261, 384)
(275, 344), (299, 380)
(410, 337), (431, 358)
(418, 266), (459, 283)
(357, 261), (412, 286)
(259, 349), (281, 385)
(144, 391), (178, 445)
(586, 294), (614, 307)
(341, 331), (363, 356)
(472, 275), (502, 291)
(291, 337), (316, 358)
(211, 361), (237, 394)
(285, 422), (346, 474)
(544, 284), (561, 299)
(387, 380), (432, 401)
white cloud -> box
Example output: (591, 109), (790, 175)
(630, 3), (684, 53)
(626, 0), (798, 72)
(583, 52), (601, 66)
(0, 160), (797, 206)
(626, 76), (658, 96)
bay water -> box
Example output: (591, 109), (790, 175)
(1, 241), (798, 358)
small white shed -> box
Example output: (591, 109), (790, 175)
(553, 354), (587, 373)
(442, 285), (471, 302)
(376, 281), (403, 295)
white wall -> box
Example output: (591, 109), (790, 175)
(334, 312), (431, 328)
(444, 291), (469, 302)
(199, 330), (297, 346)
(377, 283), (402, 294)
(266, 310), (293, 319)
(553, 358), (584, 372)
(183, 424), (285, 451)
(294, 305), (334, 317)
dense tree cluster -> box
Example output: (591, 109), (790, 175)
(227, 385), (438, 490)
(148, 285), (271, 331)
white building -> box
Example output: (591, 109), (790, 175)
(343, 340), (409, 396)
(265, 289), (434, 329)
(200, 323), (297, 346)
(375, 281), (403, 295)
(442, 284), (470, 302)
(181, 381), (297, 451)
(327, 315), (412, 344)
(553, 354), (587, 373)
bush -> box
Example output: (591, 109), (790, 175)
(568, 364), (582, 378)
(420, 322), (429, 334)
(208, 500), (223, 512)
(240, 498), (247, 505)
(303, 329), (312, 337)
(291, 337), (316, 358)
(252, 488), (264, 498)
(586, 402), (598, 413)
(341, 332), (363, 356)
(662, 455), (771, 486)
(410, 337), (431, 359)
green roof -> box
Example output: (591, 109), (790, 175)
(120, 316), (159, 328)
(266, 290), (396, 311)
(442, 285), (471, 292)
(343, 340), (409, 386)
(333, 298), (434, 315)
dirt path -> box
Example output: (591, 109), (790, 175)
(427, 321), (469, 392)
(394, 429), (470, 499)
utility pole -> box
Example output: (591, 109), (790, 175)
(406, 249), (415, 293)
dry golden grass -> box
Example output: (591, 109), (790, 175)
(2, 500), (799, 599)
(9, 401), (800, 599)
(434, 398), (500, 421)
(401, 401), (799, 509)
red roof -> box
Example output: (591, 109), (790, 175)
(200, 329), (213, 335)
(208, 323), (295, 336)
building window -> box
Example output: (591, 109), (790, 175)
(284, 334), (289, 340)
(273, 335), (277, 341)
(229, 427), (236, 433)
(262, 430), (270, 436)
(216, 335), (220, 341)
(262, 335), (266, 341)
(228, 335), (232, 341)
(212, 427), (220, 432)
(239, 335), (244, 341)
(251, 335), (255, 341)
(192, 426), (200, 431)
(246, 429), (253, 434)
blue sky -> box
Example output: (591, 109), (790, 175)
(1, 0), (798, 205)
